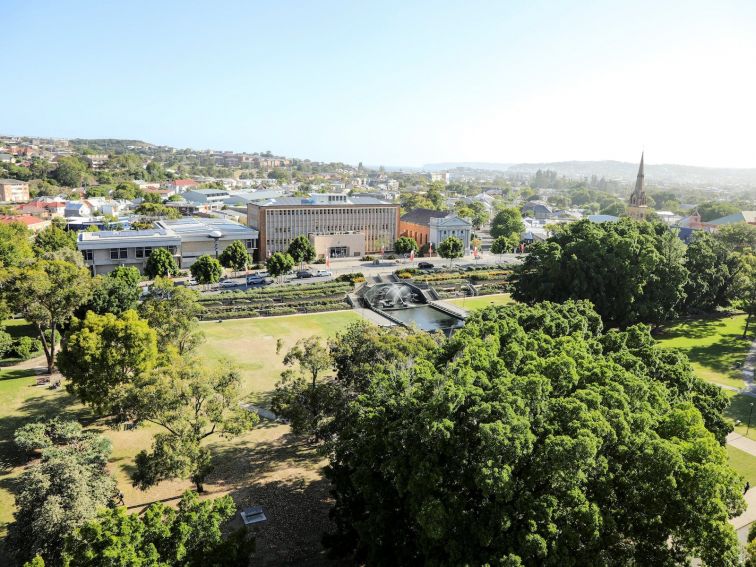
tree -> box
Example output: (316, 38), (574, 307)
(734, 252), (756, 337)
(134, 202), (181, 219)
(138, 277), (204, 354)
(0, 221), (34, 267)
(267, 252), (295, 283)
(33, 224), (77, 256)
(271, 337), (335, 437)
(131, 356), (257, 492)
(287, 235), (316, 270)
(513, 219), (688, 328)
(111, 181), (142, 200)
(697, 201), (741, 222)
(190, 255), (223, 285)
(7, 423), (116, 566)
(684, 232), (743, 312)
(323, 301), (742, 565)
(394, 236), (418, 256)
(425, 182), (446, 210)
(600, 201), (626, 216)
(490, 234), (517, 256)
(490, 207), (525, 239)
(58, 310), (158, 418)
(2, 259), (92, 373)
(62, 491), (254, 567)
(54, 156), (89, 187)
(716, 222), (756, 253)
(144, 247), (178, 279)
(85, 266), (141, 315)
(145, 160), (166, 181)
(437, 235), (463, 267)
(218, 240), (251, 274)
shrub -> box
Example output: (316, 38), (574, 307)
(361, 256), (375, 261)
(336, 273), (364, 284)
(313, 257), (326, 264)
(12, 336), (42, 360)
(396, 272), (414, 279)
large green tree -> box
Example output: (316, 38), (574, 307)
(58, 310), (158, 418)
(85, 266), (142, 316)
(138, 277), (204, 354)
(490, 207), (525, 239)
(218, 240), (251, 274)
(287, 235), (316, 269)
(437, 235), (464, 266)
(513, 219), (688, 328)
(132, 356), (257, 492)
(54, 156), (89, 187)
(7, 422), (116, 566)
(62, 491), (254, 567)
(697, 201), (741, 222)
(0, 221), (34, 268)
(267, 252), (295, 283)
(190, 255), (223, 286)
(394, 236), (419, 256)
(323, 301), (741, 565)
(144, 247), (179, 279)
(33, 224), (77, 256)
(684, 232), (743, 313)
(2, 259), (92, 373)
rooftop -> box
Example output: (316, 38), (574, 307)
(155, 217), (258, 238)
(400, 208), (450, 225)
(251, 193), (393, 207)
(0, 178), (26, 184)
(78, 228), (177, 242)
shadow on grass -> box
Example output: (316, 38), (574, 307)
(0, 369), (37, 382)
(685, 334), (752, 377)
(660, 315), (739, 340)
(727, 393), (756, 427)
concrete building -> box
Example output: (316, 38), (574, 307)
(154, 218), (258, 268)
(247, 194), (399, 259)
(78, 218), (258, 274)
(0, 178), (30, 202)
(429, 214), (472, 252)
(182, 188), (230, 207)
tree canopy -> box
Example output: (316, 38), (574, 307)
(322, 301), (741, 565)
(513, 219), (688, 328)
(490, 207), (525, 240)
(144, 247), (179, 280)
(85, 266), (142, 316)
(267, 252), (295, 282)
(437, 235), (464, 266)
(218, 240), (251, 273)
(287, 235), (316, 268)
(0, 221), (34, 267)
(138, 277), (204, 354)
(190, 255), (223, 285)
(394, 236), (419, 255)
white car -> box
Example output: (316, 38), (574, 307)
(314, 269), (333, 277)
(219, 280), (239, 289)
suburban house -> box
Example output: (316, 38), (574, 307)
(77, 217), (258, 274)
(18, 198), (67, 217)
(64, 201), (93, 218)
(0, 178), (30, 202)
(0, 214), (50, 232)
(520, 201), (554, 220)
(164, 179), (199, 194)
(247, 193), (399, 259)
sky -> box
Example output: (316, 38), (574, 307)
(3, 0), (756, 168)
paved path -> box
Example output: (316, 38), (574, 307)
(742, 338), (756, 395)
(240, 403), (279, 421)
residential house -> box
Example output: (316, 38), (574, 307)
(0, 215), (50, 232)
(0, 178), (30, 202)
(164, 179), (199, 194)
(520, 201), (554, 220)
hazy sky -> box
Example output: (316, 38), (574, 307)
(3, 0), (756, 167)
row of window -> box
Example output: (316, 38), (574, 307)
(83, 242), (254, 263)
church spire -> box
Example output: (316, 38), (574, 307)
(630, 152), (646, 207)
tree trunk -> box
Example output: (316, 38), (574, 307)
(195, 480), (204, 493)
(37, 321), (55, 374)
(745, 311), (753, 339)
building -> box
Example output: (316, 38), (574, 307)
(399, 208), (472, 251)
(18, 198), (67, 218)
(181, 188), (230, 208)
(154, 218), (258, 268)
(78, 218), (258, 274)
(83, 154), (109, 169)
(627, 153), (651, 220)
(707, 211), (756, 227)
(165, 179), (199, 194)
(399, 208), (449, 248)
(247, 194), (399, 259)
(0, 215), (50, 232)
(520, 201), (554, 220)
(0, 178), (30, 202)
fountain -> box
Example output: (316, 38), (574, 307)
(358, 281), (465, 334)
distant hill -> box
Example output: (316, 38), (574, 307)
(71, 138), (155, 151)
(423, 162), (513, 172)
(506, 160), (756, 186)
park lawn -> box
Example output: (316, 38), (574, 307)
(656, 314), (750, 390)
(727, 445), (756, 485)
(197, 310), (361, 405)
(446, 293), (514, 310)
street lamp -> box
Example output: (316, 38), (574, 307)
(207, 230), (222, 258)
(748, 402), (754, 437)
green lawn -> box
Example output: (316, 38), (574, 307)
(446, 293), (514, 310)
(656, 314), (751, 389)
(727, 445), (756, 485)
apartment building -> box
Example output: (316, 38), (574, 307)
(0, 178), (30, 202)
(247, 194), (400, 259)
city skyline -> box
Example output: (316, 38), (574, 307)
(3, 0), (756, 168)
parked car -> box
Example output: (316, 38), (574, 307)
(296, 270), (314, 279)
(418, 262), (434, 269)
(219, 280), (239, 289)
(246, 275), (267, 285)
(314, 269), (333, 277)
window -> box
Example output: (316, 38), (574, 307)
(135, 247), (153, 259)
(110, 248), (127, 260)
(82, 250), (93, 261)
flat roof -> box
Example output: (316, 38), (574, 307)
(155, 217), (258, 239)
(251, 195), (395, 207)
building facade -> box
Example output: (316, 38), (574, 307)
(627, 153), (651, 220)
(399, 208), (449, 248)
(0, 178), (30, 202)
(429, 215), (473, 251)
(78, 218), (258, 274)
(247, 194), (400, 258)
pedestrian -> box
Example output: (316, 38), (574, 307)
(745, 481), (750, 494)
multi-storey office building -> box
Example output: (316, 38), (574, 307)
(247, 194), (400, 259)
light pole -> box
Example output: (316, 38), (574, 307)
(748, 402), (754, 437)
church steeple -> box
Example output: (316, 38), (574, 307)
(627, 152), (650, 219)
(629, 152), (646, 207)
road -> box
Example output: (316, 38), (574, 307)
(194, 252), (524, 294)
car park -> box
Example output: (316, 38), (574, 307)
(418, 262), (434, 269)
